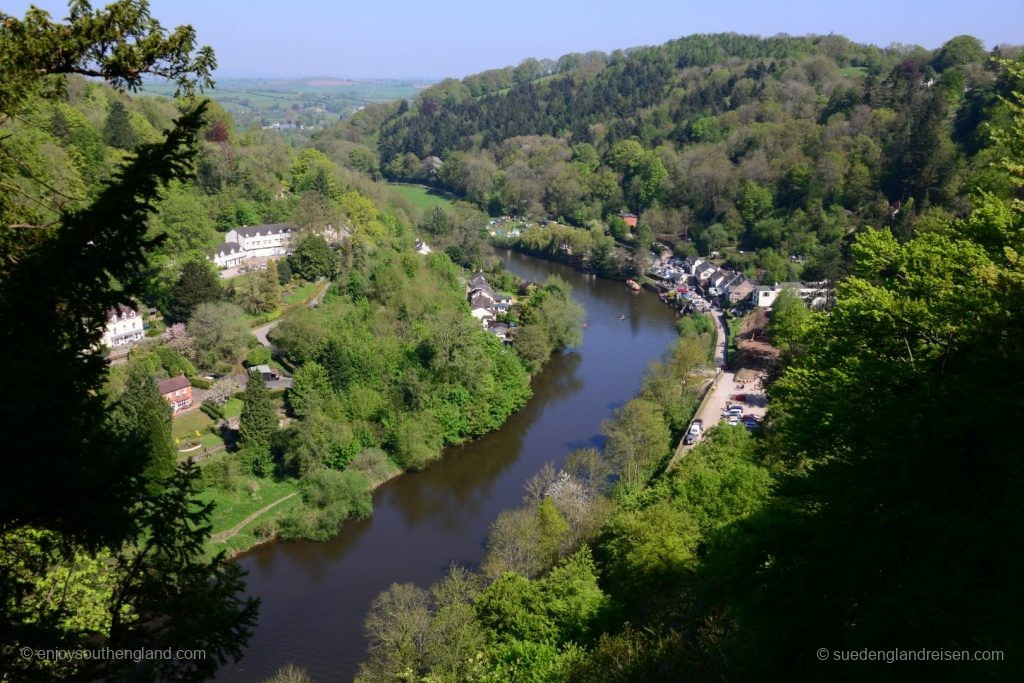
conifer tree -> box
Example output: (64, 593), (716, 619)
(168, 259), (223, 322)
(110, 361), (176, 485)
(239, 371), (276, 449)
(103, 100), (137, 149)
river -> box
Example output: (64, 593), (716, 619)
(218, 251), (680, 682)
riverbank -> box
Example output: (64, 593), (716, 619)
(216, 251), (683, 682)
(203, 267), (577, 558)
(204, 461), (405, 559)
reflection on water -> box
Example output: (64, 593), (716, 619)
(218, 252), (680, 682)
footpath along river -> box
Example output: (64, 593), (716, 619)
(218, 251), (680, 681)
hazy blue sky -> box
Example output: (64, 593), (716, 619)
(11, 0), (1024, 79)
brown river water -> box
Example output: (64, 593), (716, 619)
(217, 250), (680, 681)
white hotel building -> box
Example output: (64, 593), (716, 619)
(211, 224), (295, 269)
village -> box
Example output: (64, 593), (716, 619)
(99, 221), (524, 461)
(486, 209), (834, 457)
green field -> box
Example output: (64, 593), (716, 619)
(388, 183), (456, 212)
(221, 397), (244, 420)
(198, 467), (302, 557)
(136, 77), (428, 130)
(284, 281), (317, 306)
(839, 66), (869, 78)
(172, 409), (214, 441)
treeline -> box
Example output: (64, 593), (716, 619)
(318, 33), (1023, 282)
(0, 4), (259, 680)
(354, 63), (1024, 681)
(355, 318), (717, 680)
(10, 52), (593, 552)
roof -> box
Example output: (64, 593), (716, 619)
(754, 285), (775, 294)
(214, 241), (241, 255)
(618, 211), (637, 218)
(470, 293), (495, 310)
(156, 374), (191, 395)
(249, 364), (275, 375)
(107, 303), (137, 321)
(695, 262), (716, 275)
(469, 284), (497, 300)
(469, 272), (490, 288)
(234, 223), (293, 238)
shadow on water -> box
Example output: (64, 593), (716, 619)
(218, 251), (680, 682)
(384, 351), (583, 530)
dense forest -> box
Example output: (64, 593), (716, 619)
(2, 1), (1023, 679)
(344, 34), (1024, 683)
(319, 33), (1022, 283)
(0, 3), (586, 679)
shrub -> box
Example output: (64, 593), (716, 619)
(276, 469), (372, 541)
(200, 402), (224, 420)
(350, 447), (395, 483)
(251, 518), (276, 541)
(200, 455), (239, 492)
(245, 346), (271, 367)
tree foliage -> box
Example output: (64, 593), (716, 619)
(239, 371), (275, 450)
(0, 4), (255, 678)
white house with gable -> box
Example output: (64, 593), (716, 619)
(102, 304), (144, 348)
(210, 224), (295, 269)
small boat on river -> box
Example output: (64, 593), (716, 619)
(625, 279), (642, 292)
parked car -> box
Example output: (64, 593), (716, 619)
(727, 416), (741, 426)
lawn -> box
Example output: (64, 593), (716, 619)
(283, 281), (317, 306)
(221, 397), (244, 420)
(388, 183), (455, 212)
(198, 432), (225, 449)
(172, 410), (213, 440)
(197, 462), (303, 557)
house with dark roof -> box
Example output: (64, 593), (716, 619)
(487, 321), (511, 342)
(210, 223), (295, 268)
(157, 374), (193, 414)
(102, 304), (144, 348)
(694, 261), (717, 282)
(212, 242), (245, 269)
(723, 274), (755, 304)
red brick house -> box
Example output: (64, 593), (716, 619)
(618, 212), (638, 228)
(157, 374), (193, 414)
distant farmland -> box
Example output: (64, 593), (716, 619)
(136, 77), (430, 129)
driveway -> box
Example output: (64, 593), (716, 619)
(250, 280), (330, 349)
(711, 309), (727, 369)
(251, 319), (280, 348)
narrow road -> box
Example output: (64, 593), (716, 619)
(210, 492), (299, 544)
(711, 309), (727, 369)
(669, 307), (748, 467)
(251, 280), (330, 348)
